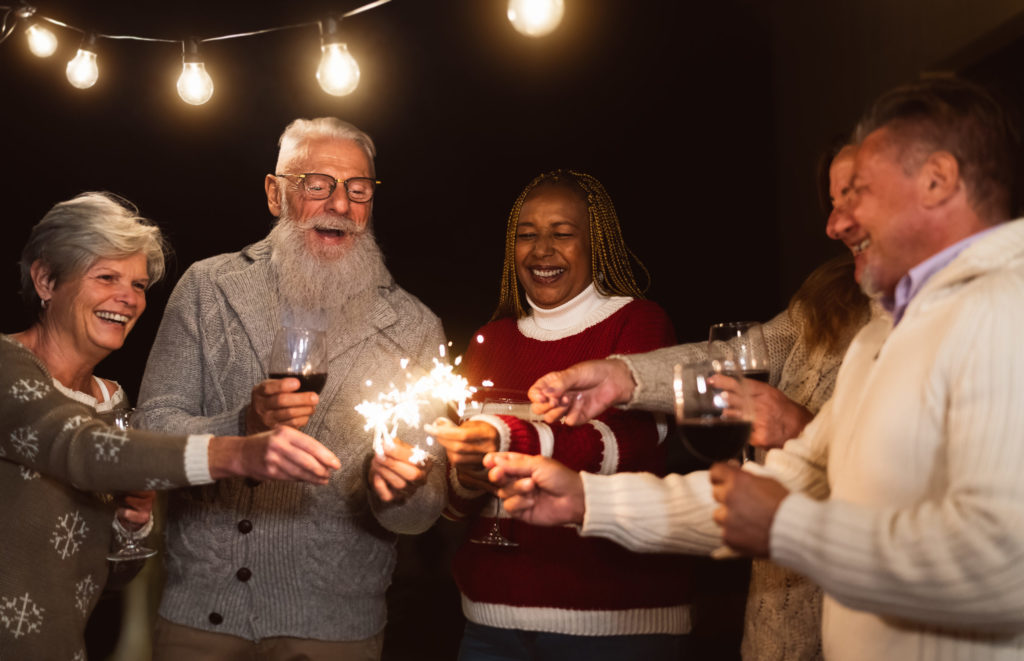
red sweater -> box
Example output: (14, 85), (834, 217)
(447, 296), (694, 635)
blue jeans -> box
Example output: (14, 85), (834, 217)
(458, 621), (687, 661)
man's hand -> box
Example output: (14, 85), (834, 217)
(246, 377), (319, 432)
(115, 490), (156, 529)
(369, 437), (431, 503)
(709, 375), (814, 449)
(527, 358), (636, 425)
(709, 461), (789, 557)
(483, 452), (585, 526)
(209, 426), (340, 484)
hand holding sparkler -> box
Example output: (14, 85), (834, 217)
(369, 436), (432, 503)
(424, 417), (500, 491)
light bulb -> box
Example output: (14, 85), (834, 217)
(507, 0), (565, 37)
(317, 42), (360, 96)
(66, 35), (99, 89)
(177, 39), (214, 105)
(26, 23), (58, 57)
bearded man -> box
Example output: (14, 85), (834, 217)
(136, 118), (447, 661)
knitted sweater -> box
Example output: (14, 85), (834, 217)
(136, 239), (448, 642)
(0, 334), (204, 659)
(448, 289), (693, 636)
(583, 218), (1024, 660)
(617, 303), (878, 660)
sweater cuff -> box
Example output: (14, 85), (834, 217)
(769, 491), (819, 567)
(471, 414), (511, 451)
(185, 434), (214, 485)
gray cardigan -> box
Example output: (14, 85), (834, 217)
(136, 239), (448, 642)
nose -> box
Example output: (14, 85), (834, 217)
(115, 282), (143, 310)
(323, 185), (352, 216)
(532, 233), (555, 256)
(826, 205), (856, 241)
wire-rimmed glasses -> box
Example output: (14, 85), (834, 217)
(274, 172), (381, 202)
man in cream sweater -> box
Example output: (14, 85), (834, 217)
(487, 77), (1024, 661)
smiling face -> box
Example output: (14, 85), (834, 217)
(846, 127), (933, 299)
(514, 182), (593, 309)
(265, 137), (373, 261)
(42, 253), (149, 361)
(825, 147), (870, 284)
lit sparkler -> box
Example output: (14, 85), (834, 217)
(356, 344), (476, 465)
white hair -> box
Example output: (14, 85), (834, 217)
(275, 117), (377, 176)
(19, 192), (168, 312)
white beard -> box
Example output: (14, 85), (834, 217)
(268, 205), (385, 327)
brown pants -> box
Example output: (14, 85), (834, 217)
(152, 617), (384, 661)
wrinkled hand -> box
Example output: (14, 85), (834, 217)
(483, 452), (585, 526)
(246, 377), (320, 432)
(527, 358), (636, 425)
(369, 437), (431, 503)
(709, 375), (813, 449)
(115, 490), (155, 529)
(709, 461), (789, 557)
(209, 426), (340, 484)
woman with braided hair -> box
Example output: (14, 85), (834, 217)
(427, 170), (691, 660)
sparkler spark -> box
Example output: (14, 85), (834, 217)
(356, 350), (476, 465)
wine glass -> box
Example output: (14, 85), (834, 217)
(470, 398), (535, 547)
(268, 327), (328, 394)
(709, 322), (769, 461)
(672, 361), (753, 466)
(107, 408), (159, 562)
(708, 321), (770, 383)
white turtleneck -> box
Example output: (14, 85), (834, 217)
(519, 282), (632, 341)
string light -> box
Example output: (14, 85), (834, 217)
(0, 0), (393, 104)
(177, 38), (214, 105)
(65, 33), (99, 89)
(507, 0), (565, 37)
(317, 16), (360, 96)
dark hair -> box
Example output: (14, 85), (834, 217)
(492, 170), (650, 320)
(788, 253), (870, 355)
(853, 76), (1018, 222)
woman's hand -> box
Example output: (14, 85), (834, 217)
(709, 375), (814, 449)
(424, 417), (500, 469)
(115, 490), (155, 530)
(209, 426), (341, 484)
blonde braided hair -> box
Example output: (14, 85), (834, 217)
(492, 169), (651, 320)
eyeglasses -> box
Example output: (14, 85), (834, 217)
(275, 172), (380, 203)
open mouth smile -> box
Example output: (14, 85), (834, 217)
(96, 311), (130, 325)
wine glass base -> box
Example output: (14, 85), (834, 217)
(471, 532), (518, 547)
(107, 546), (158, 562)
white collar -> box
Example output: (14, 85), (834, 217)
(520, 283), (632, 340)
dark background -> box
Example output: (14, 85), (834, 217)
(0, 0), (779, 398)
(4, 2), (1024, 660)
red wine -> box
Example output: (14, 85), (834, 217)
(269, 372), (327, 394)
(743, 370), (770, 383)
(677, 418), (752, 463)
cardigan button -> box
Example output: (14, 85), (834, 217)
(236, 567), (252, 582)
(237, 519), (253, 534)
(208, 612), (223, 625)
(244, 478), (261, 488)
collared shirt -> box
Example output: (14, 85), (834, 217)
(883, 225), (999, 325)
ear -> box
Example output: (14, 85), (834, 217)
(918, 150), (960, 209)
(265, 174), (282, 217)
(30, 259), (56, 304)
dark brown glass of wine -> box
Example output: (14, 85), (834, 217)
(672, 361), (753, 465)
(708, 321), (770, 382)
(268, 327), (328, 394)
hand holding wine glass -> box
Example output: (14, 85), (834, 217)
(107, 408), (158, 562)
(248, 327), (327, 432)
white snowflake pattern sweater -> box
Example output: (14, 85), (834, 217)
(0, 334), (206, 659)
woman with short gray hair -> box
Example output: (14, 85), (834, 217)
(1, 192), (341, 659)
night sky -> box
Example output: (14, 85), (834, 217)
(0, 0), (781, 399)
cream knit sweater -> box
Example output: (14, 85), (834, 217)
(583, 218), (1024, 660)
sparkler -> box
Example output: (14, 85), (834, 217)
(355, 344), (476, 465)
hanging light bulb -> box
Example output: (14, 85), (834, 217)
(177, 38), (214, 105)
(25, 22), (58, 57)
(66, 33), (99, 89)
(507, 0), (565, 37)
(316, 16), (360, 96)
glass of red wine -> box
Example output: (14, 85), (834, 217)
(268, 327), (328, 395)
(469, 398), (533, 548)
(672, 360), (753, 466)
(107, 408), (159, 562)
(708, 322), (768, 461)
